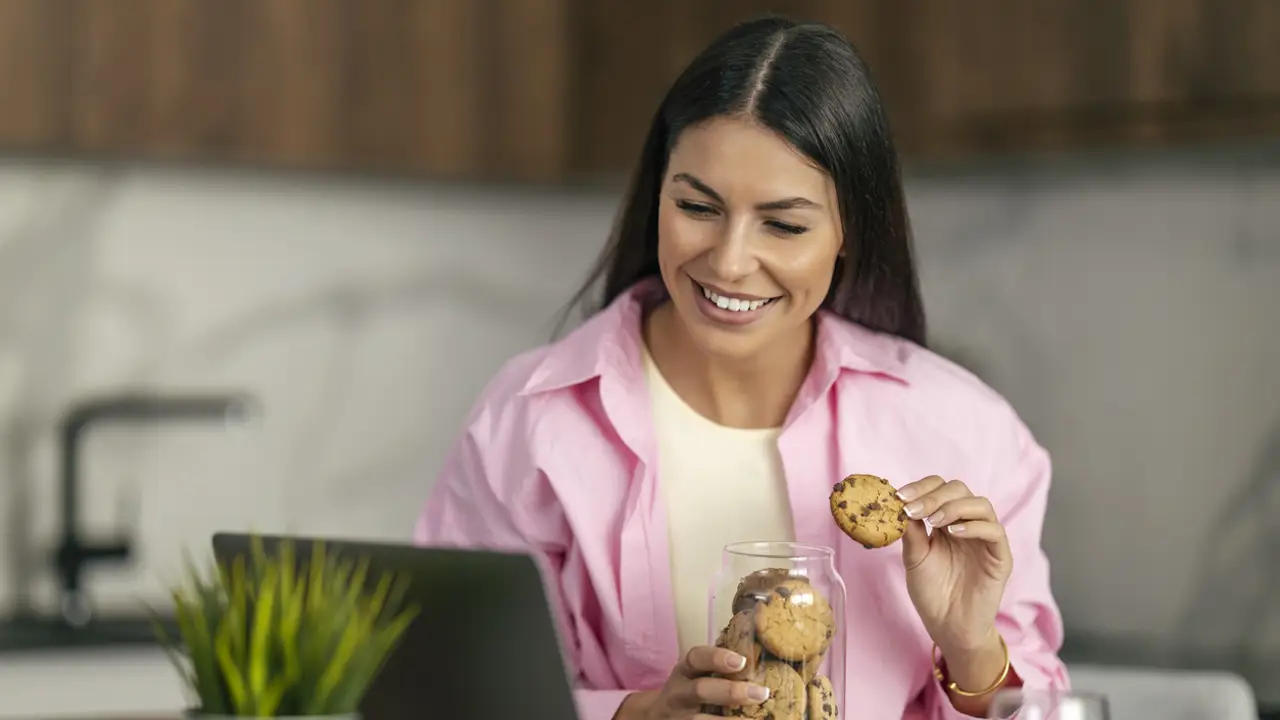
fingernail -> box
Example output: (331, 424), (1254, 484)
(947, 523), (966, 535)
(904, 501), (924, 518)
(926, 510), (945, 526)
(726, 652), (746, 670)
(896, 487), (917, 502)
(747, 685), (770, 702)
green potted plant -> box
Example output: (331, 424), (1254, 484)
(153, 538), (418, 719)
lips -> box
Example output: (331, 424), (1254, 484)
(687, 278), (784, 328)
(695, 281), (780, 314)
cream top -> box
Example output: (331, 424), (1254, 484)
(643, 349), (796, 656)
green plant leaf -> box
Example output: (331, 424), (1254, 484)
(308, 542), (328, 612)
(248, 561), (279, 705)
(365, 573), (392, 621)
(174, 589), (226, 715)
(341, 603), (419, 710)
(278, 539), (297, 605)
(214, 618), (249, 713)
(156, 537), (419, 717)
(256, 674), (291, 718)
(308, 616), (367, 714)
(278, 570), (305, 685)
(227, 554), (248, 661)
(344, 556), (371, 609)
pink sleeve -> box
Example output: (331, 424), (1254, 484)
(574, 690), (634, 720)
(927, 425), (1071, 720)
(413, 430), (631, 720)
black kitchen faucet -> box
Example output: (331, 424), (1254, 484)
(53, 391), (258, 627)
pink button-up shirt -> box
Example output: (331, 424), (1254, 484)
(414, 281), (1068, 719)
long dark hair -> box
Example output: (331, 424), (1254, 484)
(562, 15), (926, 347)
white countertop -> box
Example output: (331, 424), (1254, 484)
(0, 647), (185, 719)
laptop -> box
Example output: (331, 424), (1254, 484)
(212, 532), (582, 720)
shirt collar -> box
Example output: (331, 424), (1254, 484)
(518, 278), (910, 397)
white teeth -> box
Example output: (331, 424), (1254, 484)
(700, 284), (773, 312)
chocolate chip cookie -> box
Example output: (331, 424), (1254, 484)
(753, 578), (835, 662)
(731, 567), (797, 614)
(715, 609), (763, 682)
(807, 674), (838, 719)
(725, 659), (807, 719)
(829, 473), (908, 549)
(790, 651), (824, 683)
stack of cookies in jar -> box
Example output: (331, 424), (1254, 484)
(708, 569), (838, 719)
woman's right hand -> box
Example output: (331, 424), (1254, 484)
(615, 646), (771, 719)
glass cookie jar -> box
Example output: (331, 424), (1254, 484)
(708, 542), (846, 719)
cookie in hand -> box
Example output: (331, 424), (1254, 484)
(829, 473), (907, 549)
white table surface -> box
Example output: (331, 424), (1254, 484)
(0, 647), (185, 719)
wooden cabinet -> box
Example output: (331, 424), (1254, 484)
(0, 0), (1277, 182)
(0, 0), (572, 182)
(572, 0), (1280, 174)
(864, 0), (1280, 161)
(0, 0), (74, 150)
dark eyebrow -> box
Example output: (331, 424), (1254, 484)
(672, 173), (724, 203)
(671, 172), (822, 211)
(757, 196), (821, 211)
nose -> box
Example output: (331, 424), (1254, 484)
(706, 223), (758, 281)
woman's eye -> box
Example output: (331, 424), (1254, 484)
(675, 199), (717, 217)
(767, 220), (808, 236)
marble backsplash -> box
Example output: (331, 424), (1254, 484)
(0, 148), (1276, 663)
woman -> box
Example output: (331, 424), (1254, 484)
(415, 16), (1068, 720)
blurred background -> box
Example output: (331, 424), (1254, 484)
(0, 0), (1277, 717)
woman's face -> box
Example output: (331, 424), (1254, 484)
(657, 115), (844, 360)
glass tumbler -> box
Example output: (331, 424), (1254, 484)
(708, 541), (846, 718)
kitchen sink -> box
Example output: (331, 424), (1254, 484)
(0, 613), (177, 653)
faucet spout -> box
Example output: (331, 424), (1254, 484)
(54, 391), (259, 627)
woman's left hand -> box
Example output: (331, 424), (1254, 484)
(897, 475), (1011, 661)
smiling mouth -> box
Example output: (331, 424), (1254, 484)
(694, 280), (781, 313)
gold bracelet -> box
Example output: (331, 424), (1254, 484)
(931, 635), (1011, 698)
